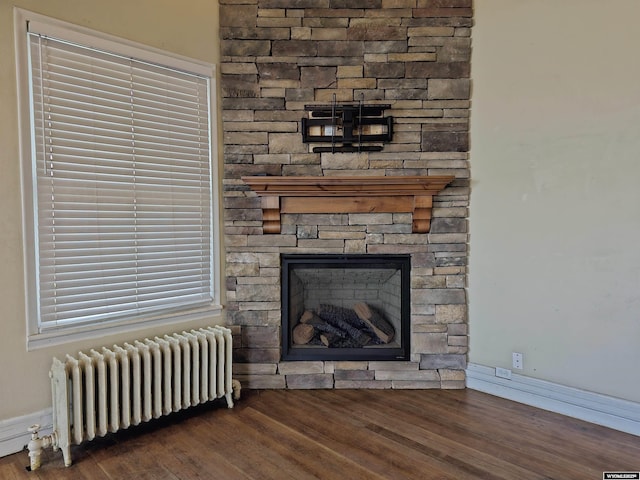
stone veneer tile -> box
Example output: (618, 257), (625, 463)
(236, 374), (286, 389)
(420, 354), (467, 370)
(286, 374), (334, 389)
(435, 304), (467, 323)
(234, 348), (280, 364)
(447, 323), (467, 335)
(235, 284), (280, 302)
(439, 369), (466, 381)
(391, 380), (441, 389)
(368, 361), (418, 371)
(335, 380), (393, 389)
(344, 239), (366, 252)
(238, 302), (280, 311)
(278, 361), (325, 375)
(441, 380), (466, 389)
(334, 370), (375, 381)
(448, 335), (468, 346)
(413, 324), (448, 333)
(412, 276), (447, 289)
(375, 369), (440, 381)
(412, 332), (448, 354)
(334, 361), (369, 370)
(413, 288), (466, 305)
(233, 363), (278, 375)
(242, 326), (280, 347)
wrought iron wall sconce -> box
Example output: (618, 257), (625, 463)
(301, 97), (393, 153)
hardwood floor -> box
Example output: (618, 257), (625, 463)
(1, 389), (638, 479)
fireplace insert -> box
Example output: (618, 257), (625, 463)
(281, 254), (411, 361)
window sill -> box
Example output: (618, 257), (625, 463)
(26, 304), (224, 351)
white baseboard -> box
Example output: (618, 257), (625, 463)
(0, 409), (52, 458)
(466, 363), (640, 437)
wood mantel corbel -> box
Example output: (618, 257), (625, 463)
(241, 175), (455, 234)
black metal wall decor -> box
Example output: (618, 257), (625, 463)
(301, 97), (393, 153)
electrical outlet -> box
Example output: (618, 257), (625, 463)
(495, 367), (512, 380)
(512, 352), (523, 370)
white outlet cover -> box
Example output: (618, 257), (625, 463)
(512, 352), (523, 369)
(495, 367), (512, 379)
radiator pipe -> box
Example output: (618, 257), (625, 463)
(26, 424), (57, 471)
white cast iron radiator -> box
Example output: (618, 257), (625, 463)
(27, 326), (240, 470)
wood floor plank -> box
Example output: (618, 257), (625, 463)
(89, 429), (180, 479)
(222, 406), (387, 480)
(410, 390), (639, 472)
(330, 389), (596, 479)
(0, 389), (637, 479)
(315, 389), (550, 480)
(156, 416), (255, 480)
(443, 390), (637, 471)
(291, 390), (497, 479)
(446, 389), (640, 463)
(249, 390), (463, 479)
(404, 389), (630, 475)
(192, 410), (305, 480)
(0, 458), (28, 480)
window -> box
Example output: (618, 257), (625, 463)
(15, 10), (220, 348)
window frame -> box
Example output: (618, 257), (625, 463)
(14, 8), (222, 350)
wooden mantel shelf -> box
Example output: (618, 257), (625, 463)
(242, 175), (455, 234)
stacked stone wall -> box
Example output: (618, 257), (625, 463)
(221, 0), (471, 389)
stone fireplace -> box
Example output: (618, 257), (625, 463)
(221, 0), (470, 389)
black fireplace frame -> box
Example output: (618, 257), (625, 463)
(281, 254), (411, 362)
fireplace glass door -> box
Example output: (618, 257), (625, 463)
(281, 254), (410, 361)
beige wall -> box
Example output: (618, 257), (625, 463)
(0, 0), (220, 420)
(470, 0), (640, 403)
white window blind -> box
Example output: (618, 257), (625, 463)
(28, 31), (214, 330)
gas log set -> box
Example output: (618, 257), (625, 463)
(292, 303), (395, 348)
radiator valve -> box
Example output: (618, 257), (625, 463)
(26, 424), (56, 471)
